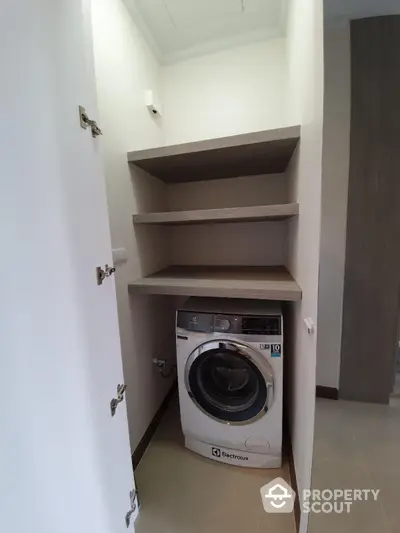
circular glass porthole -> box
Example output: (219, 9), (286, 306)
(185, 341), (273, 424)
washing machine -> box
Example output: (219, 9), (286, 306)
(176, 297), (283, 468)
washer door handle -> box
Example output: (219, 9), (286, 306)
(266, 381), (274, 410)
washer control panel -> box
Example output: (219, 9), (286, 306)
(181, 312), (214, 333)
(177, 311), (281, 335)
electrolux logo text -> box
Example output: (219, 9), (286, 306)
(211, 447), (248, 461)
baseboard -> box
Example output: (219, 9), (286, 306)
(283, 412), (300, 532)
(131, 382), (177, 471)
(316, 385), (339, 400)
(287, 439), (300, 533)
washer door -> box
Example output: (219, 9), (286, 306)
(185, 340), (274, 424)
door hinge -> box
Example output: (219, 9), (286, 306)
(96, 264), (116, 286)
(110, 383), (127, 417)
(125, 488), (139, 528)
(79, 105), (103, 138)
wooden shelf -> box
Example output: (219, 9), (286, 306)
(127, 126), (300, 183)
(132, 203), (299, 225)
(128, 265), (302, 301)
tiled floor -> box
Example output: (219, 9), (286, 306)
(135, 398), (296, 533)
(309, 395), (400, 533)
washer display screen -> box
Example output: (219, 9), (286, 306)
(187, 347), (268, 423)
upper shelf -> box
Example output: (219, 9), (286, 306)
(132, 203), (299, 225)
(127, 126), (300, 184)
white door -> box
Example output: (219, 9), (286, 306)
(1, 1), (136, 533)
(70, 1), (138, 530)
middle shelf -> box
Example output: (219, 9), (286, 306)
(128, 265), (302, 301)
(132, 202), (299, 226)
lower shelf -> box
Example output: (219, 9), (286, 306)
(128, 265), (301, 301)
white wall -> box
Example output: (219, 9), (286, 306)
(285, 0), (324, 531)
(91, 0), (176, 454)
(316, 25), (351, 389)
(161, 39), (290, 145)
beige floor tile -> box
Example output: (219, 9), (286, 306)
(310, 398), (400, 533)
(311, 456), (372, 490)
(135, 399), (296, 533)
(369, 470), (400, 533)
(310, 457), (388, 533)
(313, 430), (359, 467)
(308, 504), (389, 533)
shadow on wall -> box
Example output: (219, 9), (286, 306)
(130, 164), (170, 277)
(126, 164), (177, 450)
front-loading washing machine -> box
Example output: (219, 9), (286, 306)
(176, 297), (283, 468)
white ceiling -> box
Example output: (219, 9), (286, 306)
(324, 0), (400, 24)
(124, 0), (287, 64)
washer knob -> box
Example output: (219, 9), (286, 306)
(217, 318), (230, 331)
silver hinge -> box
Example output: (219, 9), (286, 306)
(96, 264), (116, 286)
(125, 489), (139, 528)
(79, 105), (103, 138)
(110, 383), (127, 417)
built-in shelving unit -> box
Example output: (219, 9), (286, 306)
(128, 125), (302, 300)
(132, 203), (299, 225)
(128, 266), (302, 301)
(128, 126), (300, 183)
